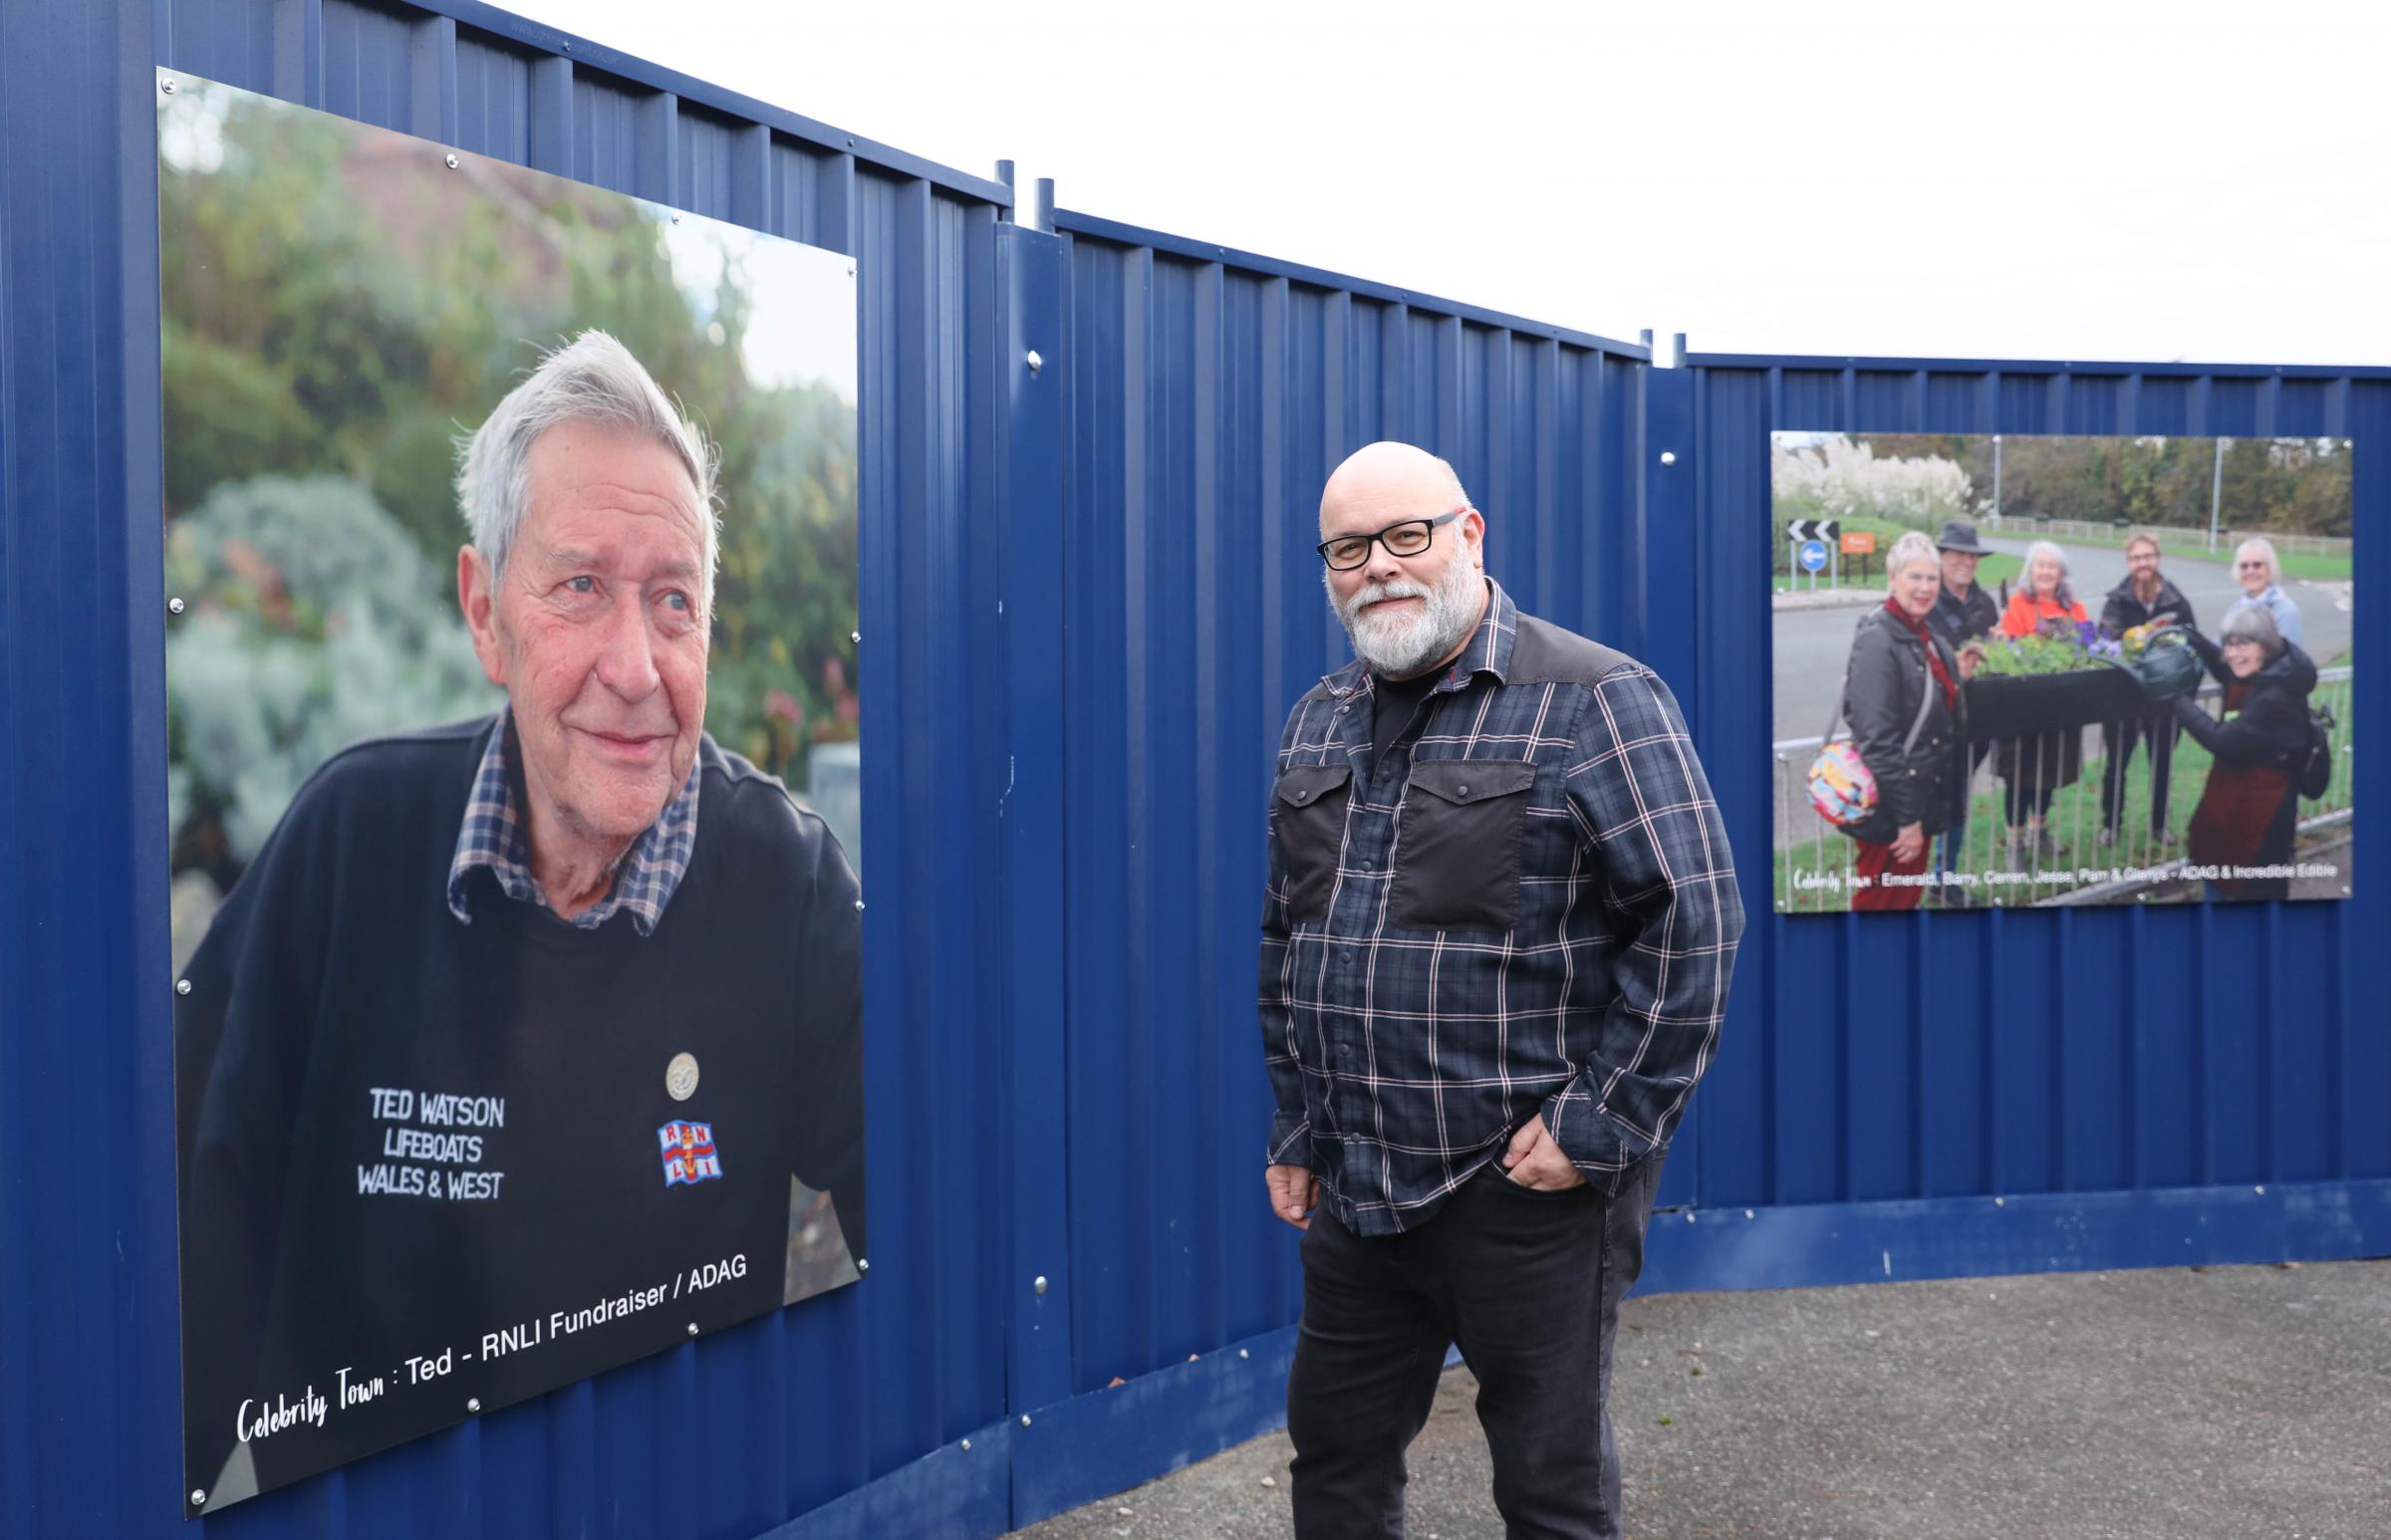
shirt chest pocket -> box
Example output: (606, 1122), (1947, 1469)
(1391, 759), (1539, 932)
(1272, 763), (1353, 925)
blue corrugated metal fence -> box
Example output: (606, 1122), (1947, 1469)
(3, 1), (2385, 1536)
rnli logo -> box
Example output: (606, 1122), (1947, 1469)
(658, 1121), (722, 1186)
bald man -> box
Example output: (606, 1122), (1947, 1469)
(1259, 441), (1743, 1539)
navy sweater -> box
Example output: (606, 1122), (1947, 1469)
(175, 719), (864, 1505)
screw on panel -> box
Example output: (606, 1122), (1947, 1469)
(466, 1398), (481, 1413)
(444, 153), (459, 169)
(1026, 350), (1044, 375)
(161, 78), (177, 95)
(168, 597), (185, 615)
(960, 1437), (971, 1450)
(2256, 1185), (2265, 1195)
(1033, 1275), (1048, 1295)
(1685, 1212), (1695, 1223)
(851, 630), (862, 644)
(847, 264), (857, 278)
(671, 213), (681, 224)
(1744, 1209), (1755, 1220)
(857, 1258), (869, 1272)
(1020, 1414), (1031, 1427)
(176, 978), (192, 996)
(687, 1322), (699, 1336)
(190, 1490), (205, 1506)
(1660, 451), (1677, 466)
(1237, 1348), (1249, 1360)
(854, 899), (865, 912)
(1993, 1196), (2005, 1206)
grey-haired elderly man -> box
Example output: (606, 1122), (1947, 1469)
(1260, 441), (1743, 1539)
(173, 332), (864, 1511)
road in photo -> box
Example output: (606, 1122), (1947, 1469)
(1772, 539), (2352, 750)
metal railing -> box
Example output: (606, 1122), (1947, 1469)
(1772, 667), (2353, 911)
(1981, 515), (2352, 559)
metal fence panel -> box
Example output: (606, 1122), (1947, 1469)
(1053, 209), (1658, 1397)
(1689, 354), (2391, 1223)
(3, 0), (1025, 1535)
(10, 0), (2390, 1532)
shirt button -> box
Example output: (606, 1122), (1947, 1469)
(1456, 783), (1469, 797)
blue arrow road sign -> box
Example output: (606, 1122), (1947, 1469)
(1798, 539), (1829, 573)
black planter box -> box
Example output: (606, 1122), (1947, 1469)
(1965, 665), (2147, 739)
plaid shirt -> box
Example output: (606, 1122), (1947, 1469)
(1259, 583), (1743, 1234)
(445, 708), (701, 935)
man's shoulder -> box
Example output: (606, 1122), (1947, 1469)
(1273, 668), (1361, 741)
(284, 716), (492, 825)
(1847, 607), (1908, 663)
(696, 735), (844, 869)
(1504, 612), (1645, 688)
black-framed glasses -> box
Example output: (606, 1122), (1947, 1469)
(1316, 510), (1464, 571)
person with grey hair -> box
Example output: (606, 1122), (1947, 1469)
(2223, 536), (2304, 648)
(1998, 540), (2088, 641)
(2172, 602), (2319, 900)
(1830, 531), (1982, 910)
(1926, 520), (1998, 895)
(456, 328), (720, 597)
(1264, 440), (1741, 1539)
(172, 330), (865, 1509)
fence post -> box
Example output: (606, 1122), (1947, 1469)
(992, 218), (1076, 1415)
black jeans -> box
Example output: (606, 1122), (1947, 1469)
(1286, 1155), (1664, 1540)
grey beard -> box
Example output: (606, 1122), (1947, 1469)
(1330, 560), (1482, 678)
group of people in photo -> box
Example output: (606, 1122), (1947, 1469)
(1835, 521), (2321, 908)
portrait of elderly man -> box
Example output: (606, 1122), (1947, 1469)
(173, 332), (865, 1507)
(1259, 441), (1744, 1540)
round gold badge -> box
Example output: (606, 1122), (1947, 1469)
(665, 1052), (700, 1102)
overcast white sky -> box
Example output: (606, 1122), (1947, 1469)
(503, 0), (2389, 367)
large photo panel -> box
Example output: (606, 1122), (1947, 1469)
(159, 73), (864, 1512)
(1770, 431), (2352, 913)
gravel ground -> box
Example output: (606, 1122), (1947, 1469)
(1010, 1259), (2391, 1540)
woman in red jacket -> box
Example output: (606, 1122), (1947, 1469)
(1994, 541), (2090, 864)
(1998, 540), (2091, 639)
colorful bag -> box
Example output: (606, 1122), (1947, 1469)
(1806, 737), (1879, 826)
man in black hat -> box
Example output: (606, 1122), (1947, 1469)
(1927, 520), (1997, 896)
(1928, 519), (1998, 650)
